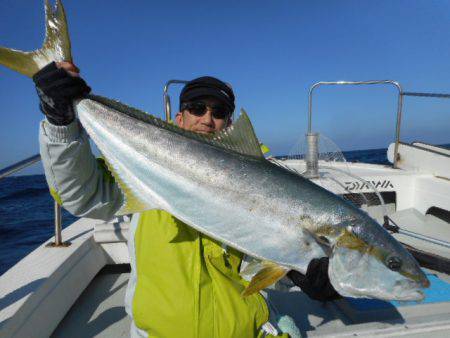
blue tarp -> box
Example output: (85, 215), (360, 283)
(346, 274), (450, 311)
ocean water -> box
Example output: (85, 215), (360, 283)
(0, 145), (438, 276)
(0, 175), (77, 276)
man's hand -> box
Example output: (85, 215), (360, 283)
(33, 61), (91, 126)
(287, 257), (342, 302)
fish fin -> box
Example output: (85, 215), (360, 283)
(240, 258), (266, 280)
(0, 0), (72, 77)
(242, 261), (288, 297)
(100, 158), (152, 215)
(211, 109), (264, 158)
(266, 156), (308, 178)
(260, 143), (270, 154)
(87, 95), (265, 159)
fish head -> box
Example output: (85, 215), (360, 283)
(318, 216), (430, 301)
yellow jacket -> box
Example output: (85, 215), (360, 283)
(39, 120), (289, 337)
(131, 210), (282, 337)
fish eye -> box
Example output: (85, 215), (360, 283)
(386, 256), (402, 271)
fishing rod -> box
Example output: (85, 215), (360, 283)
(383, 216), (450, 274)
(384, 216), (450, 249)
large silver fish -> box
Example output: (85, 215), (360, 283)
(0, 0), (429, 301)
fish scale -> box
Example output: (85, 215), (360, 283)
(76, 97), (326, 272)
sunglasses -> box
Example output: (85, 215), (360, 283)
(181, 101), (231, 120)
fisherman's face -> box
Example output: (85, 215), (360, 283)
(176, 97), (231, 134)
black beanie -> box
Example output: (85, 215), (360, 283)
(180, 76), (235, 113)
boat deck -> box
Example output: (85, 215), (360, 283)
(52, 269), (130, 338)
(49, 266), (450, 337)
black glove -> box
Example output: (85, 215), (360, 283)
(32, 62), (91, 126)
(287, 257), (341, 302)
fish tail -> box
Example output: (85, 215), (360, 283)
(0, 0), (72, 78)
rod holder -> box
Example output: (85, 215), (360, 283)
(304, 132), (319, 178)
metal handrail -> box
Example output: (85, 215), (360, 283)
(402, 91), (450, 99)
(307, 80), (403, 168)
(163, 79), (189, 122)
(0, 154), (65, 247)
(0, 154), (41, 180)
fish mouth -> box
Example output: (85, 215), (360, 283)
(401, 266), (430, 289)
(396, 289), (425, 301)
(392, 280), (426, 301)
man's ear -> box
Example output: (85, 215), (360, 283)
(175, 112), (183, 127)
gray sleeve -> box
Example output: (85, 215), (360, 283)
(39, 118), (124, 221)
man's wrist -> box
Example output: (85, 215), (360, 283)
(42, 118), (81, 143)
(39, 102), (75, 126)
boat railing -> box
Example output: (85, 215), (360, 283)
(306, 80), (403, 177)
(163, 79), (189, 122)
(306, 80), (450, 177)
(0, 154), (68, 247)
(402, 91), (450, 99)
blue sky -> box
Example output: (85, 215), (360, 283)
(0, 0), (449, 175)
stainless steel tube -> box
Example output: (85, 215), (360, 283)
(54, 201), (62, 246)
(0, 154), (41, 181)
(304, 132), (319, 178)
(402, 91), (450, 99)
(163, 93), (171, 122)
(163, 79), (189, 122)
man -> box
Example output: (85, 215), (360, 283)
(34, 62), (339, 337)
